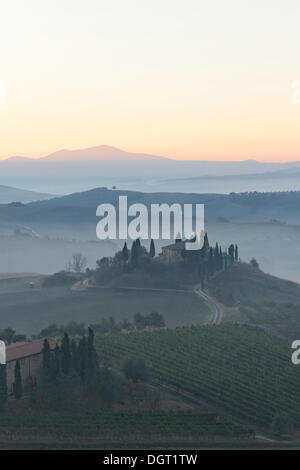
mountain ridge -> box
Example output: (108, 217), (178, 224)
(0, 185), (55, 204)
(1, 144), (300, 168)
(1, 186), (300, 225)
(1, 145), (170, 163)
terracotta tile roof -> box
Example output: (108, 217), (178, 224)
(6, 339), (56, 362)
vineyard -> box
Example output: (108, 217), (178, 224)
(0, 411), (249, 442)
(95, 325), (300, 427)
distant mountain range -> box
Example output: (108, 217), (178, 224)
(5, 145), (168, 164)
(1, 145), (300, 194)
(1, 144), (300, 176)
(0, 185), (55, 204)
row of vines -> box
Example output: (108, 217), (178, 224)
(95, 324), (300, 427)
(0, 410), (248, 439)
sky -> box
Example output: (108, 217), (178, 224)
(0, 0), (300, 161)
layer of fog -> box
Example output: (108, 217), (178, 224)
(3, 173), (300, 196)
(0, 221), (300, 284)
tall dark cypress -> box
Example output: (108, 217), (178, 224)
(219, 247), (223, 270)
(42, 339), (51, 372)
(131, 241), (138, 268)
(235, 244), (239, 262)
(70, 339), (78, 371)
(203, 232), (209, 250)
(78, 336), (87, 384)
(150, 239), (155, 258)
(86, 328), (98, 384)
(215, 242), (219, 255)
(52, 344), (60, 378)
(61, 332), (71, 375)
(228, 244), (235, 262)
(14, 360), (22, 400)
(214, 243), (219, 272)
(122, 242), (129, 263)
(208, 247), (213, 276)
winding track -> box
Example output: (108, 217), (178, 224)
(193, 286), (223, 324)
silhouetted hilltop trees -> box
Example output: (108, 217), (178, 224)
(93, 235), (239, 289)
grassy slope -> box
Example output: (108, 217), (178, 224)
(0, 280), (209, 335)
(208, 263), (300, 305)
(208, 263), (300, 338)
(95, 324), (300, 428)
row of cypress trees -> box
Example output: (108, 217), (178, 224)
(0, 327), (99, 412)
(122, 238), (156, 268)
(42, 327), (98, 385)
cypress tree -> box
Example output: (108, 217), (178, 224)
(219, 247), (223, 270)
(131, 241), (138, 268)
(215, 243), (219, 271)
(14, 360), (22, 400)
(228, 244), (235, 262)
(122, 242), (129, 263)
(208, 247), (213, 276)
(78, 336), (87, 384)
(70, 339), (78, 371)
(215, 242), (219, 255)
(203, 232), (209, 250)
(52, 344), (60, 378)
(150, 239), (155, 258)
(86, 328), (98, 385)
(235, 244), (239, 262)
(61, 332), (71, 375)
(42, 339), (51, 372)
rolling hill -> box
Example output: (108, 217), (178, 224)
(208, 262), (300, 338)
(0, 185), (54, 204)
(1, 187), (300, 225)
(209, 262), (300, 306)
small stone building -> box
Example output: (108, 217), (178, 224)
(161, 239), (187, 263)
(161, 233), (210, 263)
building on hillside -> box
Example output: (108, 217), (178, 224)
(161, 233), (210, 264)
(161, 238), (187, 263)
(5, 339), (56, 393)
